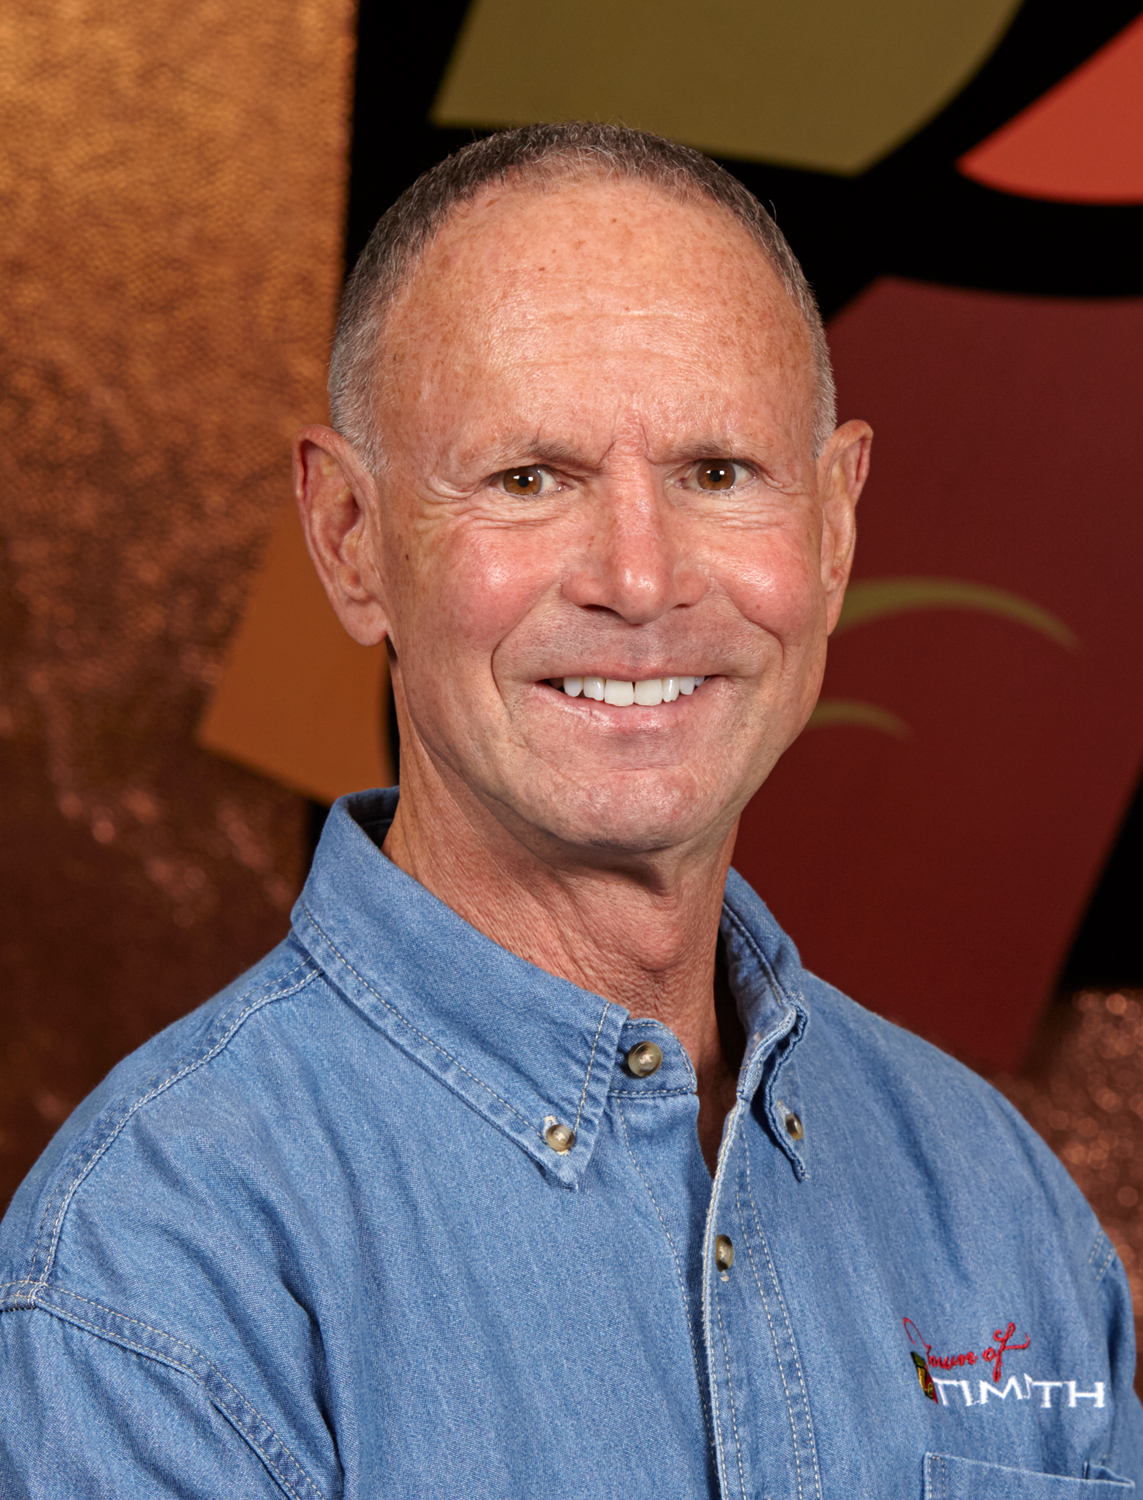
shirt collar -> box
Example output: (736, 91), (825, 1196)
(292, 789), (808, 1188)
(722, 868), (811, 1179)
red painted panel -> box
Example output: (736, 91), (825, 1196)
(735, 278), (1143, 1069)
(959, 13), (1143, 203)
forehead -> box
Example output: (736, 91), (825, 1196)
(378, 174), (814, 448)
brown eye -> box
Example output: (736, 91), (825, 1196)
(695, 461), (741, 491)
(501, 467), (546, 495)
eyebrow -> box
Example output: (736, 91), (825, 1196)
(479, 431), (765, 473)
(663, 434), (762, 461)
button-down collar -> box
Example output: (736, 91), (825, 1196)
(292, 790), (809, 1189)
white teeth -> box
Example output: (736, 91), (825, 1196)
(633, 678), (664, 706)
(560, 674), (706, 704)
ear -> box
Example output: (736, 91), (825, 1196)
(293, 425), (390, 646)
(816, 418), (873, 633)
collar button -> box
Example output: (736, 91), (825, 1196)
(543, 1119), (576, 1154)
(626, 1040), (663, 1077)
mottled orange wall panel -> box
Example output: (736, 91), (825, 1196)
(0, 0), (356, 1205)
(199, 505), (394, 805)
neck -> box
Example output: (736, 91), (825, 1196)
(382, 750), (745, 1171)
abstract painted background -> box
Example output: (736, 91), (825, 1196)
(2, 0), (1142, 1352)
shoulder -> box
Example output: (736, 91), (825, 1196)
(802, 969), (1030, 1131)
(801, 970), (1053, 1158)
(722, 867), (1108, 1269)
(798, 971), (1114, 1268)
(0, 936), (362, 1497)
(0, 936), (324, 1294)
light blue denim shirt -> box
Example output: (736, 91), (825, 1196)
(2, 789), (1140, 1497)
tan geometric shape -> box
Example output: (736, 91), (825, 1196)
(433, 0), (1022, 174)
(199, 505), (393, 805)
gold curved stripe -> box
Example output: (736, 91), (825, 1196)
(807, 699), (910, 737)
(835, 578), (1078, 650)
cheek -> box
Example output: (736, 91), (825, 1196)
(452, 541), (552, 651)
(719, 529), (827, 645)
(392, 521), (553, 666)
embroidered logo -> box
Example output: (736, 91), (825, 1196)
(901, 1317), (1102, 1411)
(904, 1316), (1032, 1400)
(983, 1321), (1031, 1384)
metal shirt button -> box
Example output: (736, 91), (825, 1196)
(626, 1040), (663, 1077)
(544, 1120), (576, 1154)
(714, 1234), (734, 1273)
(784, 1110), (804, 1141)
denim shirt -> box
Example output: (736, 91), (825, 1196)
(2, 789), (1140, 1498)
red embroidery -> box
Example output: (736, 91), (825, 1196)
(904, 1315), (1031, 1388)
(983, 1322), (1031, 1384)
(903, 1318), (975, 1370)
(930, 1349), (977, 1370)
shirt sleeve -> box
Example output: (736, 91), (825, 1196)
(0, 1307), (294, 1499)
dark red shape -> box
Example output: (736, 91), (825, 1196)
(735, 279), (1143, 1069)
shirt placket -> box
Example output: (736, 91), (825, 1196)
(704, 1099), (822, 1500)
(607, 1021), (721, 1491)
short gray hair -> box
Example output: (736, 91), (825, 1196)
(329, 122), (837, 470)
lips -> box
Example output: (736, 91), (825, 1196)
(554, 675), (706, 706)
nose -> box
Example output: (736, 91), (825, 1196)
(563, 471), (705, 625)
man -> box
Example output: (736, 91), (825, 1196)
(1, 123), (1139, 1497)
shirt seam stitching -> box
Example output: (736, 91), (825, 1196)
(299, 903), (547, 1142)
(721, 902), (796, 1011)
(713, 1271), (748, 1500)
(607, 1086), (694, 1098)
(615, 1101), (714, 1454)
(573, 1000), (612, 1135)
(703, 1102), (744, 1500)
(735, 1173), (806, 1500)
(1088, 1229), (1116, 1284)
(720, 903), (808, 1166)
(742, 1141), (823, 1500)
(3, 1293), (324, 1500)
(27, 960), (319, 1289)
(705, 1286), (730, 1500)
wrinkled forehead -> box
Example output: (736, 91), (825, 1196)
(396, 172), (804, 333)
(375, 174), (817, 446)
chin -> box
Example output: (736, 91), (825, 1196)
(509, 775), (733, 859)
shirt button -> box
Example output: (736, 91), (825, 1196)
(784, 1110), (804, 1141)
(714, 1234), (734, 1273)
(626, 1040), (663, 1077)
(544, 1120), (576, 1154)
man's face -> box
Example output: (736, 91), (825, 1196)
(362, 176), (861, 862)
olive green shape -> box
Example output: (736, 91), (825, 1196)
(835, 578), (1078, 650)
(433, 0), (1022, 174)
(808, 699), (909, 737)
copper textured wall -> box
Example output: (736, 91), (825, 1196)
(0, 0), (355, 1206)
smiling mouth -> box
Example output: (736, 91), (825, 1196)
(550, 675), (707, 707)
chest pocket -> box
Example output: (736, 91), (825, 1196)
(925, 1453), (1134, 1497)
